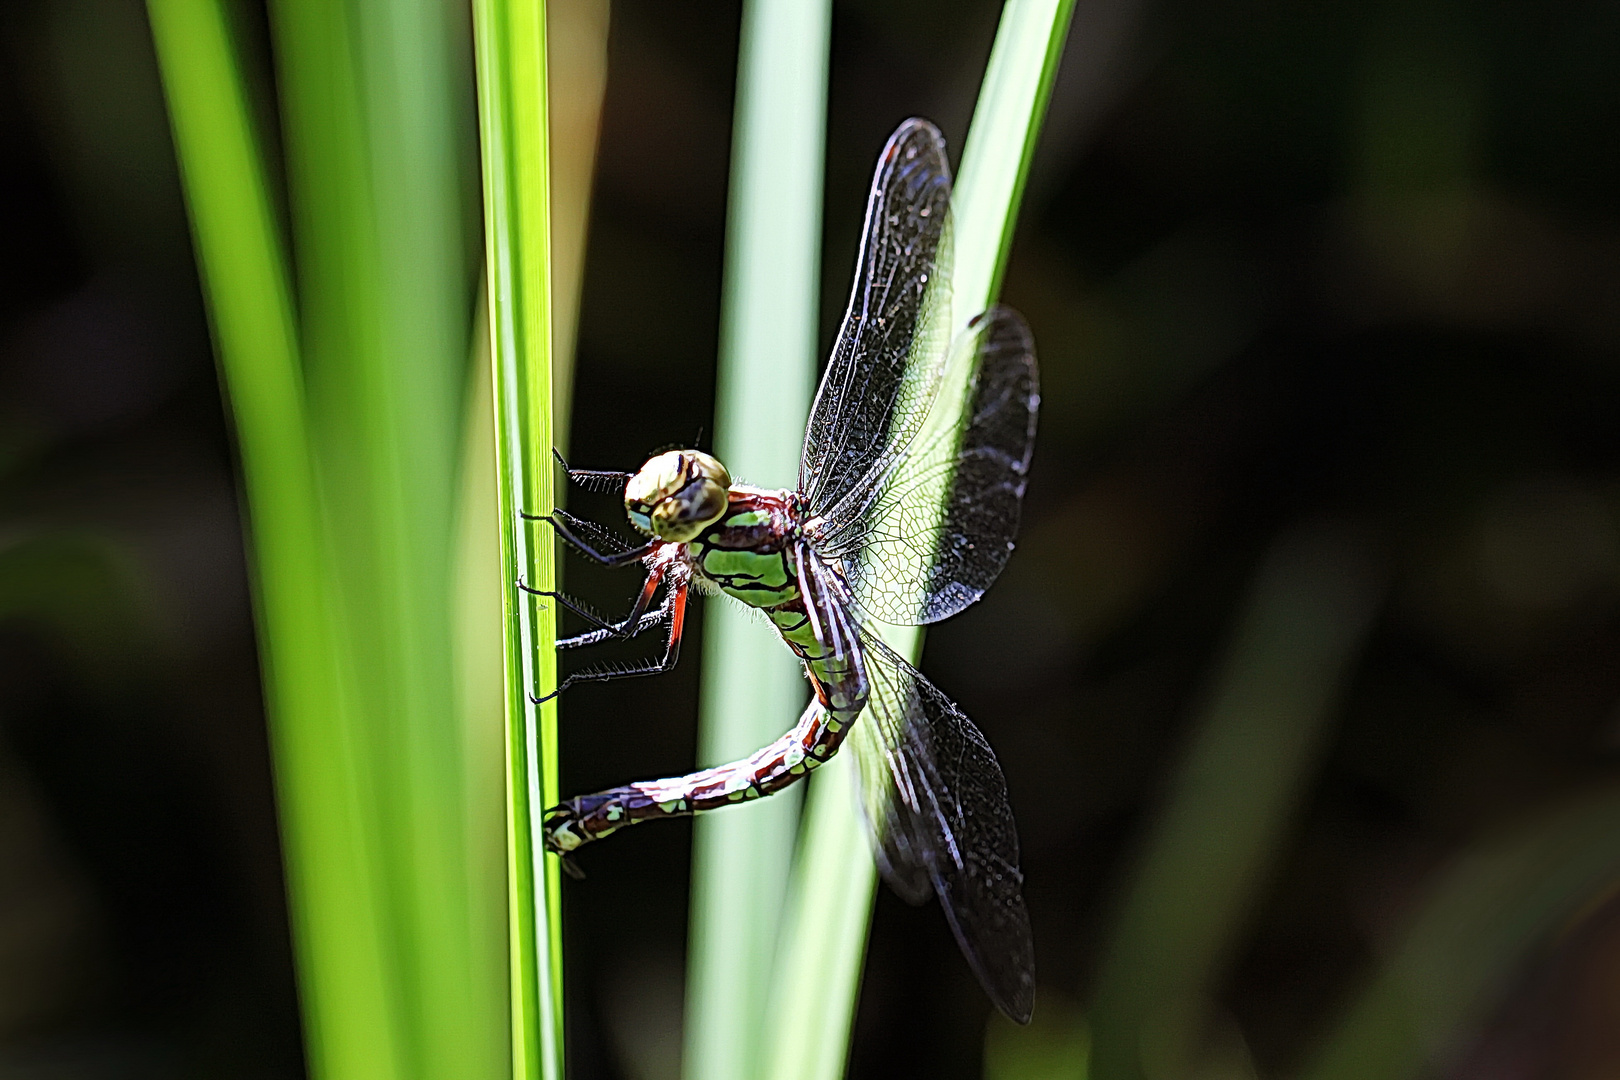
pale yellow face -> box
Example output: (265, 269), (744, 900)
(624, 450), (732, 542)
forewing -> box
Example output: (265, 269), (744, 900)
(848, 628), (1036, 1023)
(818, 307), (1038, 626)
(800, 119), (954, 516)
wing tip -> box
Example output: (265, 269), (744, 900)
(884, 116), (948, 168)
(968, 304), (1036, 351)
(938, 880), (1038, 1026)
(978, 946), (1037, 1025)
(999, 982), (1036, 1026)
(974, 943), (1036, 1023)
(892, 115), (944, 141)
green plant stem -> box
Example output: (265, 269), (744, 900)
(764, 753), (878, 1080)
(472, 0), (564, 1077)
(763, 2), (1075, 1076)
(145, 1), (402, 1076)
(685, 1), (829, 1077)
(454, 292), (517, 1080)
(1088, 523), (1382, 1080)
(949, 0), (1077, 313)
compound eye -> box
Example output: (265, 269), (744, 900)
(625, 450), (732, 541)
(684, 451), (731, 491)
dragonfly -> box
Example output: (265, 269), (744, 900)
(525, 118), (1038, 1023)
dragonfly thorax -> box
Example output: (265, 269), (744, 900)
(625, 449), (731, 542)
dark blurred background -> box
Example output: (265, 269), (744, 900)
(7, 0), (1620, 1077)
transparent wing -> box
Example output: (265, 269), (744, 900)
(816, 307), (1038, 626)
(800, 118), (954, 517)
(848, 626), (1036, 1023)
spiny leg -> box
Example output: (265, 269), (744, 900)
(520, 562), (669, 646)
(557, 608), (669, 650)
(552, 508), (643, 558)
(551, 447), (632, 494)
(530, 580), (688, 705)
(520, 450), (646, 563)
(526, 509), (654, 568)
(522, 507), (626, 553)
(518, 583), (668, 649)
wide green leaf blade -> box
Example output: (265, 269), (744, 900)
(265, 0), (492, 1071)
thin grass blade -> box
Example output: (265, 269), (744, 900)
(472, 0), (565, 1077)
(950, 0), (1079, 314)
(454, 293), (517, 1080)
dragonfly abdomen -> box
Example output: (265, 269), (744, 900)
(540, 663), (869, 854)
(767, 600), (865, 717)
(541, 552), (872, 855)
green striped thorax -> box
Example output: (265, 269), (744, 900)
(625, 449), (732, 542)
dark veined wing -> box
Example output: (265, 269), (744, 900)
(800, 119), (955, 517)
(815, 307), (1038, 626)
(847, 624), (1035, 1023)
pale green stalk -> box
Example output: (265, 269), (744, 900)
(685, 1), (829, 1077)
(950, 0), (1078, 312)
(1087, 524), (1382, 1080)
(471, 1), (565, 1077)
(145, 1), (403, 1075)
(764, 3), (1075, 1076)
(764, 754), (880, 1080)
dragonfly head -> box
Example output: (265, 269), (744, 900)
(624, 449), (732, 542)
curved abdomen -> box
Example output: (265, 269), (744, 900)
(539, 500), (872, 854)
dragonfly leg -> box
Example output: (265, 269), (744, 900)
(552, 447), (632, 493)
(526, 509), (654, 568)
(530, 580), (687, 704)
(556, 608), (669, 650)
(520, 561), (668, 646)
(517, 583), (666, 647)
(515, 453), (632, 522)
